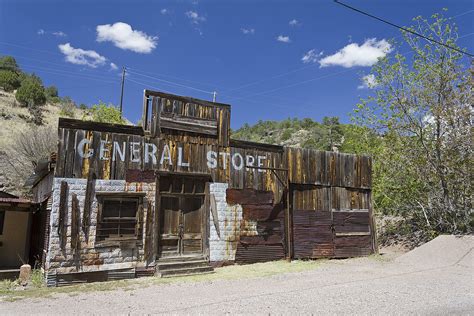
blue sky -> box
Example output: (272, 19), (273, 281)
(0, 0), (473, 129)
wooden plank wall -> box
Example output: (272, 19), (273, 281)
(55, 122), (285, 202)
(285, 148), (371, 189)
(142, 90), (231, 147)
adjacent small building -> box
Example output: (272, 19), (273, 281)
(31, 90), (376, 286)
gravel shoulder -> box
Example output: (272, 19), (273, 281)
(1, 236), (473, 315)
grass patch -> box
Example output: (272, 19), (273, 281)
(0, 259), (325, 302)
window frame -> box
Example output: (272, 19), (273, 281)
(0, 210), (5, 235)
(95, 192), (145, 247)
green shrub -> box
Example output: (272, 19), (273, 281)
(0, 70), (20, 92)
(88, 101), (125, 124)
(0, 56), (19, 72)
(48, 96), (61, 104)
(30, 269), (45, 288)
(45, 86), (58, 99)
(15, 76), (46, 107)
(59, 100), (76, 118)
(281, 129), (293, 141)
(28, 103), (44, 125)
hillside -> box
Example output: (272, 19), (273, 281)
(0, 90), (90, 195)
(231, 117), (361, 153)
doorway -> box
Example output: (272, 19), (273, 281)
(158, 176), (207, 257)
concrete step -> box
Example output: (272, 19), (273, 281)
(159, 266), (214, 278)
(156, 259), (209, 271)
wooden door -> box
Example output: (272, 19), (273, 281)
(158, 176), (206, 257)
(159, 196), (180, 256)
(181, 197), (203, 255)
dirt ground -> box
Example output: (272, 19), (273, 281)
(1, 235), (473, 315)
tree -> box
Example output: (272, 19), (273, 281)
(45, 85), (58, 98)
(88, 101), (125, 124)
(0, 70), (20, 92)
(0, 56), (19, 72)
(15, 75), (46, 106)
(353, 10), (472, 237)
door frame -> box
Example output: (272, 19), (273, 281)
(154, 172), (212, 260)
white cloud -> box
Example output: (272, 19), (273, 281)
(110, 62), (118, 71)
(277, 35), (291, 43)
(301, 49), (324, 63)
(185, 11), (206, 24)
(58, 43), (107, 68)
(241, 28), (255, 35)
(37, 29), (45, 35)
(289, 19), (300, 26)
(52, 31), (67, 37)
(319, 38), (392, 68)
(357, 74), (378, 89)
(96, 22), (158, 54)
(160, 8), (169, 15)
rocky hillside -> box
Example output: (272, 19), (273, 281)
(231, 117), (356, 152)
(0, 90), (89, 195)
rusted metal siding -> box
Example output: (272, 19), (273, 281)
(293, 210), (334, 258)
(227, 189), (286, 264)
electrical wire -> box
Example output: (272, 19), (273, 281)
(20, 65), (118, 84)
(333, 0), (474, 57)
(127, 66), (219, 89)
(127, 69), (215, 95)
(19, 64), (119, 82)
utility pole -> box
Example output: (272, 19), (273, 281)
(212, 91), (217, 102)
(119, 66), (126, 117)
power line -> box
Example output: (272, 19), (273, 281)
(127, 66), (220, 89)
(221, 63), (319, 94)
(19, 64), (119, 82)
(0, 41), (63, 56)
(127, 69), (215, 95)
(221, 68), (354, 102)
(333, 0), (474, 57)
(20, 65), (118, 84)
(449, 9), (474, 19)
(125, 77), (175, 95)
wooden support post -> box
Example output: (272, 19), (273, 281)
(58, 181), (68, 252)
(82, 168), (96, 241)
(152, 173), (161, 263)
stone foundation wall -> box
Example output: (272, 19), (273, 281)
(46, 178), (155, 274)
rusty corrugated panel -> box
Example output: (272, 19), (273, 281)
(333, 211), (370, 233)
(241, 204), (273, 221)
(293, 210), (334, 259)
(226, 189), (273, 205)
(235, 244), (284, 264)
(334, 235), (372, 258)
(126, 169), (155, 183)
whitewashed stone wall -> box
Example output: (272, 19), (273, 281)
(209, 183), (242, 262)
(46, 178), (154, 274)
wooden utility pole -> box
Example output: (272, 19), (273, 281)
(119, 66), (126, 117)
(212, 91), (217, 102)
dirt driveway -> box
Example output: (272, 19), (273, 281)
(1, 236), (473, 315)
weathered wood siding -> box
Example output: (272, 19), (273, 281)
(55, 119), (285, 202)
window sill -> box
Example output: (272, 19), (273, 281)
(95, 238), (142, 249)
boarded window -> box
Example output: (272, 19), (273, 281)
(0, 210), (4, 235)
(96, 197), (142, 242)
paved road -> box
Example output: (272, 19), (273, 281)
(1, 246), (473, 315)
